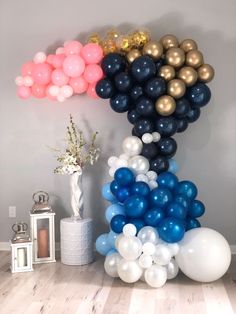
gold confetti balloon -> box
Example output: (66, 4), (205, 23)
(180, 39), (198, 52)
(160, 34), (179, 50)
(186, 50), (204, 68)
(159, 65), (175, 81)
(178, 66), (198, 86)
(106, 29), (120, 40)
(87, 33), (102, 45)
(197, 64), (215, 83)
(102, 39), (117, 55)
(126, 49), (142, 63)
(142, 41), (163, 61)
(131, 29), (151, 48)
(167, 79), (186, 99)
(116, 35), (132, 52)
(165, 47), (185, 68)
(155, 95), (176, 116)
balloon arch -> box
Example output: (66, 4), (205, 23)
(16, 29), (231, 288)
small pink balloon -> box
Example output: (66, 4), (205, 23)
(63, 55), (85, 78)
(23, 76), (34, 87)
(21, 62), (35, 76)
(51, 54), (66, 68)
(17, 86), (31, 99)
(81, 43), (103, 64)
(46, 85), (57, 100)
(15, 76), (24, 86)
(32, 63), (52, 85)
(51, 69), (69, 86)
(64, 41), (83, 56)
(31, 84), (46, 98)
(33, 52), (47, 64)
(69, 76), (88, 94)
(87, 82), (99, 98)
(83, 64), (103, 84)
(47, 54), (54, 65)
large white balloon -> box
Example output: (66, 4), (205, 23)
(117, 236), (142, 260)
(176, 228), (231, 282)
(166, 259), (179, 279)
(118, 259), (143, 283)
(153, 244), (171, 266)
(145, 265), (167, 288)
(139, 254), (153, 269)
(122, 136), (143, 157)
(138, 226), (159, 245)
(128, 156), (150, 175)
(104, 253), (122, 277)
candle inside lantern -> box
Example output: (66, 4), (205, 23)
(17, 248), (26, 267)
(38, 228), (49, 258)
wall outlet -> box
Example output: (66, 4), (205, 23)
(9, 206), (16, 218)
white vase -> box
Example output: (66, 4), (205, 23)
(70, 171), (84, 219)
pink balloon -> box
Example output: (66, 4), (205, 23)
(69, 76), (88, 94)
(81, 43), (103, 64)
(17, 86), (31, 99)
(87, 82), (99, 98)
(51, 69), (69, 86)
(63, 55), (85, 78)
(51, 54), (66, 68)
(47, 54), (54, 65)
(64, 41), (83, 56)
(83, 64), (103, 83)
(32, 63), (52, 85)
(31, 84), (46, 98)
(21, 62), (35, 76)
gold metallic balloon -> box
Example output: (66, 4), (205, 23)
(155, 95), (176, 116)
(178, 66), (198, 86)
(126, 49), (142, 63)
(142, 41), (163, 60)
(180, 39), (198, 52)
(186, 50), (204, 68)
(87, 33), (102, 45)
(116, 35), (132, 52)
(167, 79), (186, 99)
(165, 48), (185, 68)
(159, 65), (175, 81)
(131, 29), (151, 47)
(160, 34), (179, 50)
(197, 64), (215, 83)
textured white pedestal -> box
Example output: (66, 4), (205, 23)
(60, 218), (94, 266)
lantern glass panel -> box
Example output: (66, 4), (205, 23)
(17, 247), (27, 267)
(37, 218), (50, 258)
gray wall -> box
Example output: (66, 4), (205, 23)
(0, 0), (236, 244)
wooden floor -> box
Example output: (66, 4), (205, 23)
(0, 252), (236, 314)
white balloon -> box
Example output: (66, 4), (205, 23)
(145, 265), (167, 288)
(152, 132), (161, 142)
(117, 236), (142, 260)
(115, 158), (128, 168)
(109, 167), (116, 177)
(146, 171), (158, 181)
(176, 228), (231, 282)
(119, 154), (130, 161)
(142, 133), (153, 144)
(128, 156), (149, 175)
(122, 136), (143, 157)
(56, 47), (65, 55)
(15, 76), (24, 86)
(49, 85), (60, 97)
(57, 94), (65, 102)
(153, 244), (172, 266)
(108, 156), (118, 167)
(139, 254), (153, 269)
(104, 253), (122, 277)
(166, 258), (179, 279)
(115, 234), (124, 250)
(61, 85), (73, 98)
(136, 174), (149, 183)
(33, 51), (47, 64)
(148, 180), (158, 190)
(23, 76), (34, 87)
(118, 259), (143, 283)
(138, 226), (159, 245)
(123, 224), (137, 237)
(142, 242), (156, 255)
(167, 243), (180, 257)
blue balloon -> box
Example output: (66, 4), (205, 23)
(189, 200), (205, 218)
(187, 82), (211, 108)
(149, 187), (173, 208)
(107, 230), (119, 248)
(110, 94), (131, 113)
(168, 158), (179, 174)
(128, 218), (145, 233)
(130, 181), (150, 197)
(105, 203), (125, 223)
(114, 167), (135, 187)
(174, 194), (191, 209)
(95, 78), (115, 99)
(166, 202), (187, 220)
(110, 180), (120, 195)
(158, 218), (185, 243)
(145, 77), (166, 99)
(110, 215), (128, 233)
(101, 53), (126, 77)
(114, 72), (133, 92)
(116, 187), (131, 203)
(186, 217), (201, 231)
(131, 56), (156, 82)
(176, 181), (198, 200)
(102, 182), (116, 202)
(134, 118), (154, 137)
(95, 234), (112, 256)
(124, 195), (148, 218)
(144, 208), (165, 227)
(157, 171), (178, 191)
(106, 249), (118, 256)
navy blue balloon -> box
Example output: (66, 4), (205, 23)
(187, 82), (211, 107)
(174, 98), (190, 118)
(136, 97), (155, 117)
(149, 187), (173, 208)
(176, 181), (198, 200)
(130, 85), (144, 100)
(157, 171), (178, 191)
(158, 137), (177, 157)
(114, 167), (135, 187)
(187, 107), (201, 123)
(101, 53), (126, 77)
(189, 200), (205, 218)
(131, 56), (156, 82)
(128, 218), (145, 232)
(141, 143), (159, 159)
(110, 180), (120, 196)
(124, 195), (148, 218)
(127, 109), (141, 124)
(155, 58), (165, 71)
(174, 194), (191, 209)
(155, 117), (178, 137)
(134, 119), (154, 136)
(144, 77), (166, 99)
(130, 181), (150, 197)
(110, 94), (130, 113)
(186, 217), (201, 231)
(176, 118), (188, 133)
(116, 187), (130, 203)
(150, 156), (169, 174)
(158, 218), (185, 243)
(110, 214), (128, 233)
(114, 72), (133, 92)
(144, 208), (165, 227)
(166, 202), (187, 220)
(95, 78), (115, 99)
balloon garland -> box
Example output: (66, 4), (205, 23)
(16, 29), (231, 288)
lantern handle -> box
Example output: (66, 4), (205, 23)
(33, 191), (49, 204)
